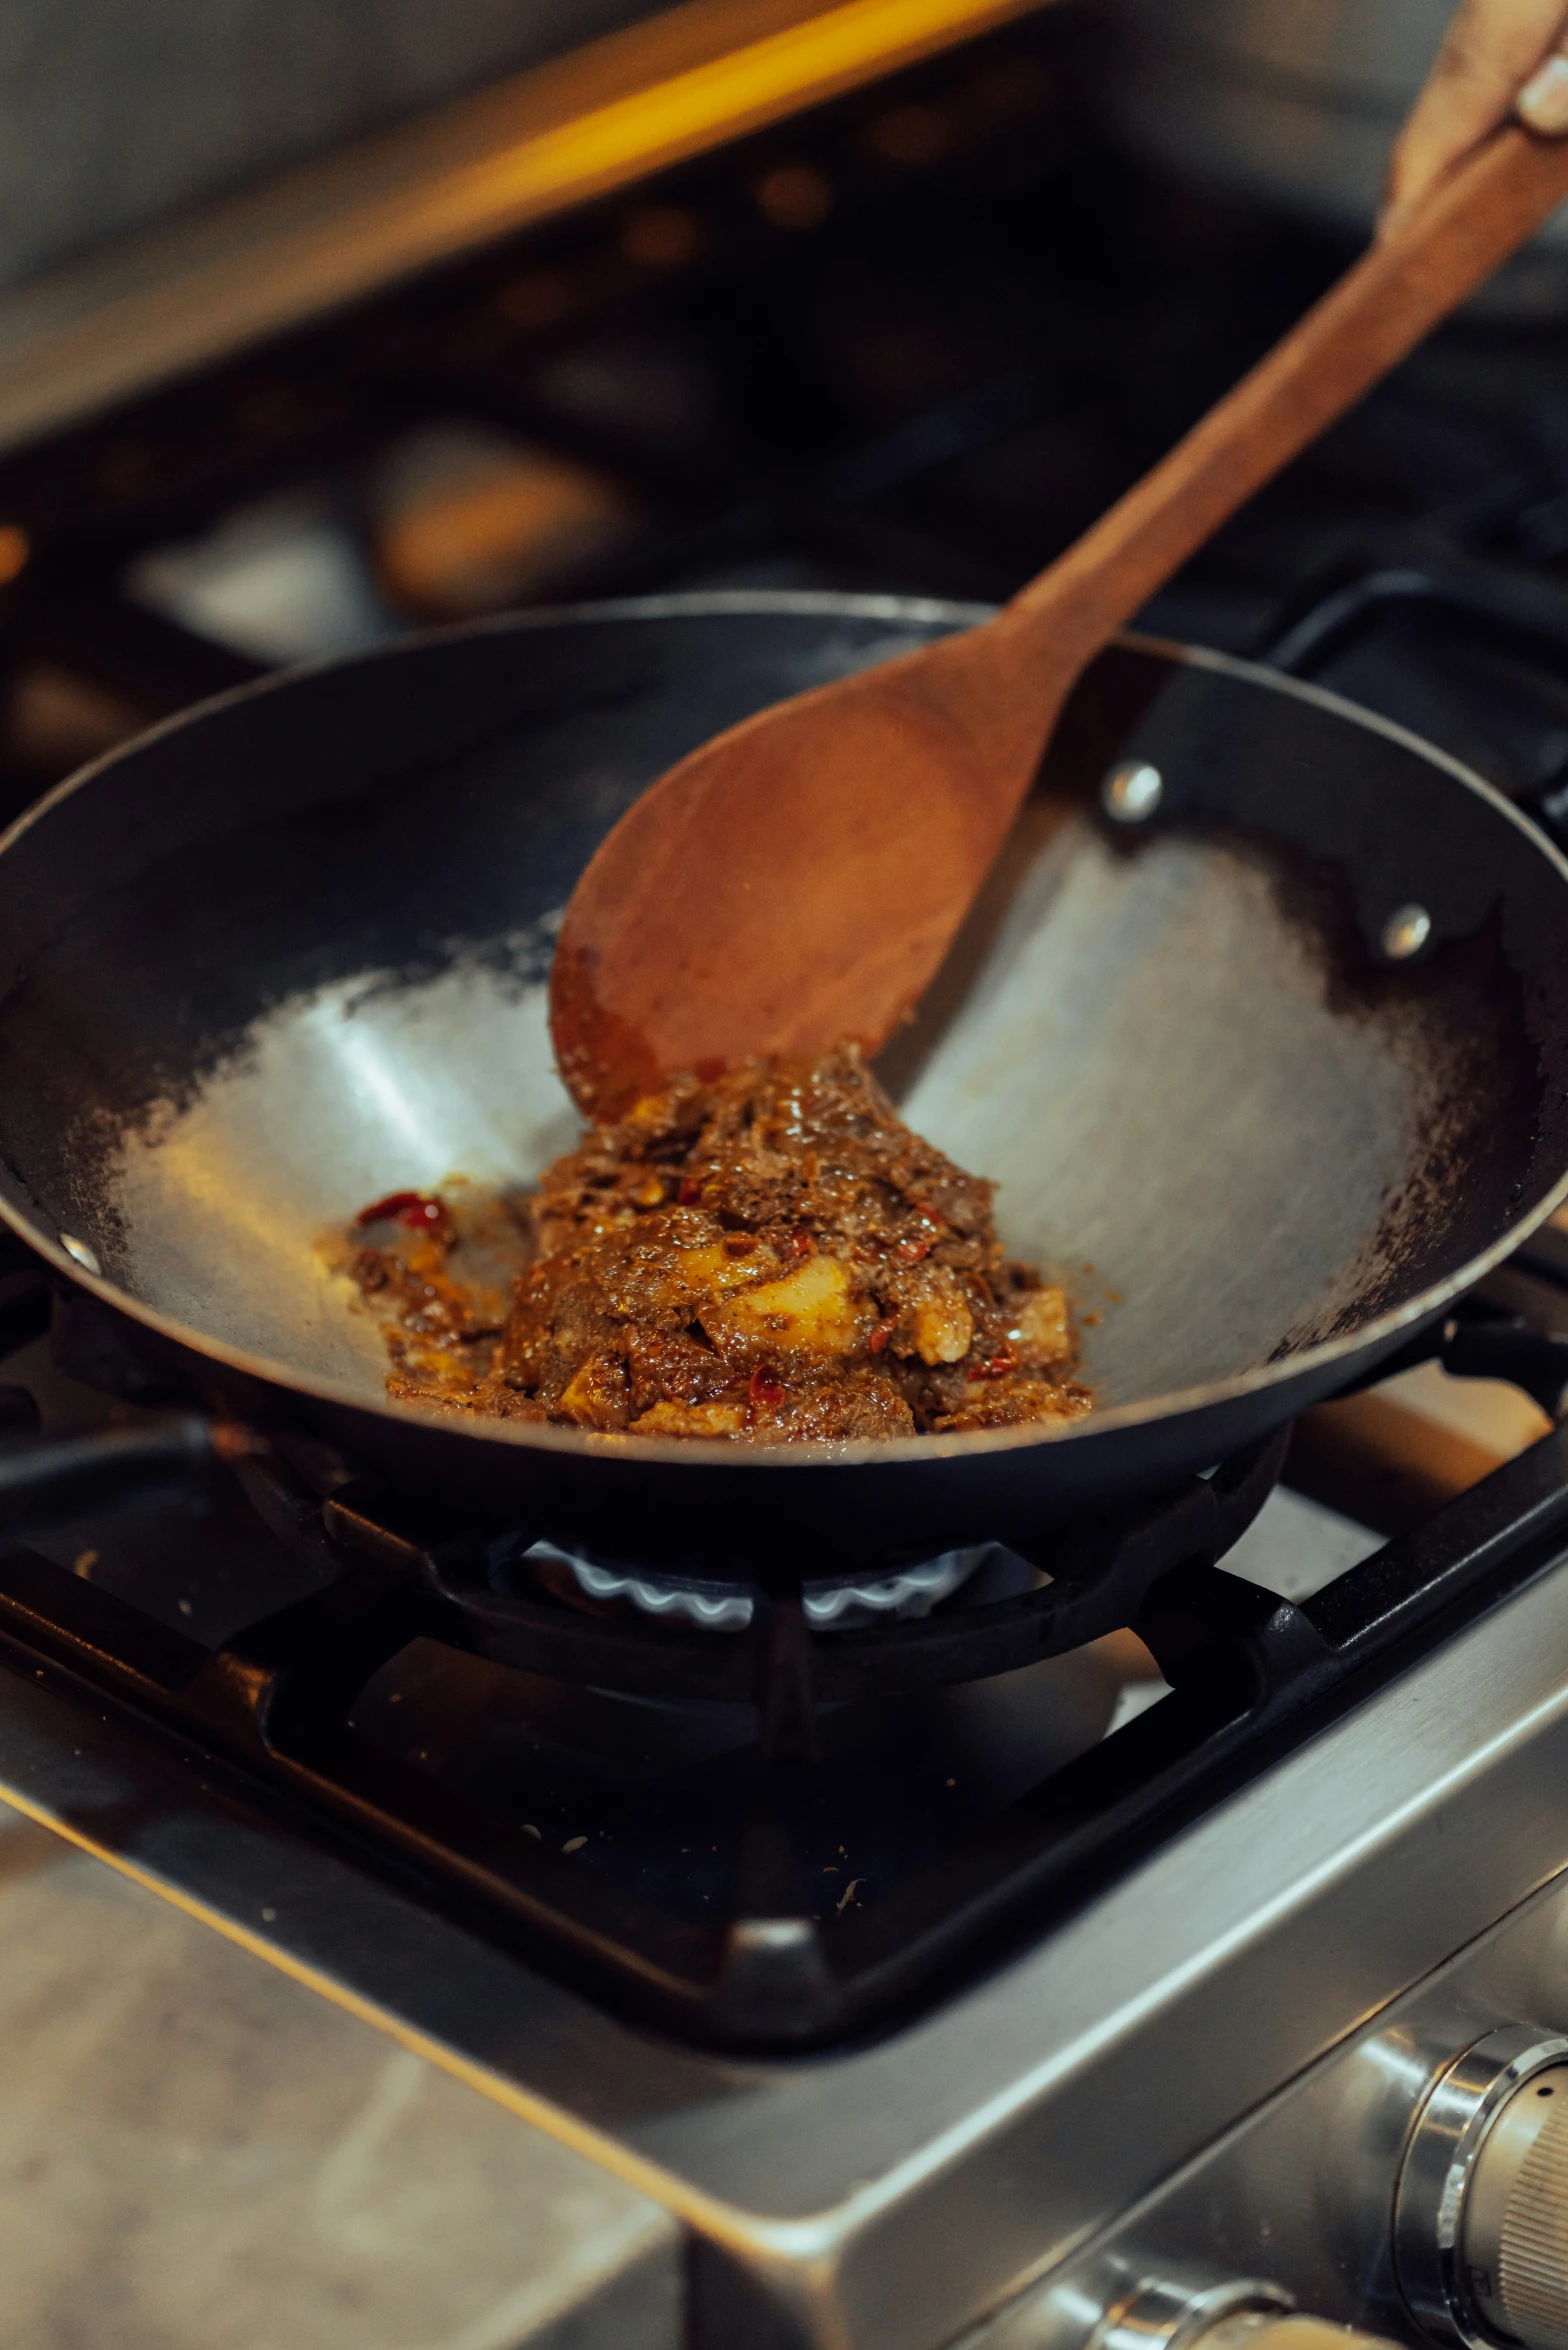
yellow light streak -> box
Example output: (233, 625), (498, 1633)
(0, 0), (1052, 451)
(437, 0), (1044, 233)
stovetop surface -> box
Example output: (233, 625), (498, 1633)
(6, 1391), (1568, 2350)
(0, 1304), (1357, 2050)
(0, 1229), (1563, 2065)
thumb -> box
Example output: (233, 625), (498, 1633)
(1383, 0), (1568, 233)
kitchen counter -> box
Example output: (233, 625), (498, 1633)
(0, 1800), (680, 2349)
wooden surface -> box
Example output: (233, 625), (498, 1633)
(553, 120), (1568, 1119)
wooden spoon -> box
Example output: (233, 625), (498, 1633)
(552, 124), (1568, 1120)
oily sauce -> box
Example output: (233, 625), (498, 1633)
(348, 1049), (1091, 1441)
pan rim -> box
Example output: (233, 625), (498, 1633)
(1, 589), (1566, 1470)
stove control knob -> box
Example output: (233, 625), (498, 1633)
(990, 2271), (1403, 2350)
(1461, 2062), (1568, 2346)
(1395, 2024), (1568, 2347)
(1086, 2278), (1399, 2350)
(1179, 2316), (1399, 2350)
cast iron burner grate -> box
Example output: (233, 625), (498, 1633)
(3, 1277), (1568, 2047)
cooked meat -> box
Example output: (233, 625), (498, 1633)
(348, 1048), (1092, 1441)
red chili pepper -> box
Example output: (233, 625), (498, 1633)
(357, 1191), (447, 1233)
(979, 1350), (1017, 1379)
(677, 1176), (702, 1205)
(749, 1366), (788, 1408)
(910, 1198), (948, 1226)
(868, 1321), (894, 1355)
(788, 1227), (815, 1258)
(896, 1237), (931, 1263)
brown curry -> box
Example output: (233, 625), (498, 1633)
(348, 1048), (1091, 1441)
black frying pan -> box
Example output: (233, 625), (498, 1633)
(0, 591), (1564, 1585)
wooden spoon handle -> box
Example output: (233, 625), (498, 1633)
(1006, 123), (1568, 650)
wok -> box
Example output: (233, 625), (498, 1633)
(0, 589), (1565, 1588)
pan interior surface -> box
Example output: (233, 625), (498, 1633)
(100, 813), (1449, 1411)
(0, 600), (1563, 1443)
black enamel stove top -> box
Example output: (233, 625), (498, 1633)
(0, 1229), (1561, 2051)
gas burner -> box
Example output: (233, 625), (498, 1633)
(536, 1539), (988, 1632)
(0, 1335), (1558, 2053)
(4, 1229), (1568, 2052)
(0, 1442), (1263, 2044)
(307, 1428), (1288, 1727)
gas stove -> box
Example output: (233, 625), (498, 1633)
(0, 1312), (1557, 2064)
(6, 1244), (1568, 2350)
(9, 8), (1568, 2348)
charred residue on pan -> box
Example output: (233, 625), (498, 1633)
(1101, 809), (1543, 1352)
(0, 629), (694, 1264)
(1280, 893), (1537, 1349)
(1075, 649), (1568, 1356)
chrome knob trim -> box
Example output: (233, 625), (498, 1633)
(1090, 2277), (1291, 2350)
(1209, 2321), (1401, 2350)
(987, 2265), (1401, 2350)
(1394, 2024), (1568, 2347)
(1465, 2061), (1568, 2349)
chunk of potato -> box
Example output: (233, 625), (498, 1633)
(702, 1252), (868, 1356)
(591, 1226), (778, 1320)
(631, 1400), (746, 1436)
(678, 1240), (782, 1299)
(913, 1291), (974, 1366)
(558, 1351), (630, 1429)
(1010, 1285), (1071, 1366)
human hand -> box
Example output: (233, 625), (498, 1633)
(1386, 0), (1568, 231)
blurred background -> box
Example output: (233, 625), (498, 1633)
(9, 0), (1568, 843)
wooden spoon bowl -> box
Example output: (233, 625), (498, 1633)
(553, 125), (1568, 1120)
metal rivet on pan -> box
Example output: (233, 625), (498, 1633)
(1101, 760), (1163, 822)
(59, 1234), (101, 1276)
(1381, 903), (1433, 961)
